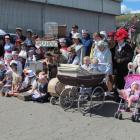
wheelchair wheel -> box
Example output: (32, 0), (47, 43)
(78, 93), (91, 115)
(59, 87), (79, 110)
(90, 86), (105, 110)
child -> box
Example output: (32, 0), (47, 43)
(90, 58), (100, 72)
(0, 61), (6, 85)
(18, 68), (36, 92)
(31, 72), (49, 102)
(9, 62), (22, 96)
(81, 56), (92, 71)
(118, 82), (140, 112)
(67, 47), (79, 65)
(0, 71), (12, 97)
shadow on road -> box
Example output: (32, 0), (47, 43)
(90, 101), (119, 118)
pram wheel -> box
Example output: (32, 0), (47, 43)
(90, 86), (105, 110)
(50, 97), (57, 105)
(59, 87), (78, 110)
(78, 93), (91, 115)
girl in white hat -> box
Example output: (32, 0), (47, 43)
(70, 33), (85, 65)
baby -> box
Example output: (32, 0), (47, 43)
(119, 82), (140, 112)
(81, 56), (92, 71)
(90, 58), (100, 73)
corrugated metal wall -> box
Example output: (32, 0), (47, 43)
(0, 0), (116, 35)
(47, 0), (102, 13)
(0, 0), (42, 34)
(44, 5), (116, 33)
(47, 0), (121, 15)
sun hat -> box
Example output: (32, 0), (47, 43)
(72, 33), (81, 39)
(27, 29), (33, 34)
(100, 31), (107, 39)
(82, 29), (88, 34)
(59, 38), (66, 43)
(131, 81), (140, 88)
(12, 51), (18, 56)
(5, 35), (10, 39)
(96, 40), (108, 48)
(16, 27), (23, 31)
(19, 50), (27, 59)
(114, 28), (128, 41)
(10, 60), (18, 66)
(23, 69), (35, 78)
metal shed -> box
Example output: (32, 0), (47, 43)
(0, 0), (122, 35)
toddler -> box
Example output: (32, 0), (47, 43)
(119, 82), (140, 112)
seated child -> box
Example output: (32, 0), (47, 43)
(0, 61), (6, 89)
(31, 72), (49, 102)
(118, 82), (140, 112)
(91, 58), (100, 72)
(0, 71), (12, 97)
(18, 68), (36, 92)
(81, 56), (92, 71)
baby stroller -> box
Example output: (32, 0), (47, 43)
(57, 64), (107, 114)
(114, 74), (140, 122)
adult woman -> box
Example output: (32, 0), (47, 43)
(59, 38), (69, 60)
(90, 32), (103, 60)
(114, 28), (133, 89)
(93, 40), (112, 74)
(70, 33), (85, 65)
(4, 35), (14, 65)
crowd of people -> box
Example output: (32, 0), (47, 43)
(0, 15), (140, 103)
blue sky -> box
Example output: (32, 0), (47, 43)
(122, 0), (140, 14)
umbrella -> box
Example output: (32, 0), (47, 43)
(0, 29), (6, 36)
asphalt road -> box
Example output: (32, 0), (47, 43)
(0, 97), (140, 140)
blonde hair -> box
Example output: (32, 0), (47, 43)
(83, 56), (90, 60)
(92, 58), (99, 64)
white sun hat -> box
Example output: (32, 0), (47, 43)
(72, 33), (81, 39)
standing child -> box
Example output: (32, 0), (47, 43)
(9, 62), (22, 96)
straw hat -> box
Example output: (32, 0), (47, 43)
(72, 33), (81, 39)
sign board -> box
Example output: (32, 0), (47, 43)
(35, 40), (58, 48)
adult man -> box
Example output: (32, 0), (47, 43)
(68, 25), (79, 45)
(81, 29), (92, 56)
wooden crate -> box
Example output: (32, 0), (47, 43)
(58, 25), (67, 38)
